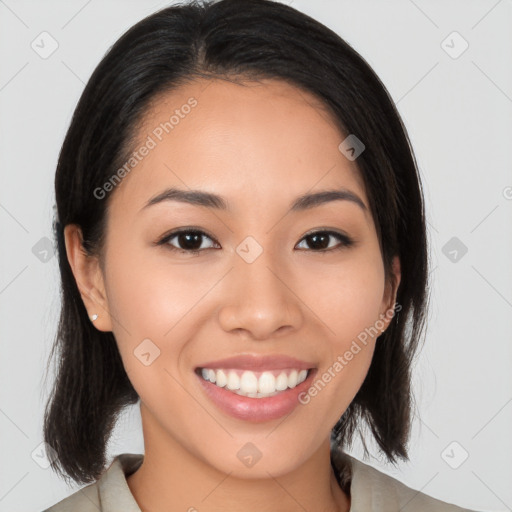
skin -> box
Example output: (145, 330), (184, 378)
(65, 77), (400, 512)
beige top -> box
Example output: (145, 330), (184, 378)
(44, 449), (478, 511)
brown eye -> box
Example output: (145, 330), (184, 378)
(156, 228), (354, 255)
(157, 229), (218, 254)
(295, 230), (354, 251)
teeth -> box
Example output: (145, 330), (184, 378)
(199, 368), (310, 397)
(275, 372), (288, 391)
(298, 369), (309, 382)
(240, 371), (258, 393)
(258, 372), (275, 394)
(226, 370), (240, 390)
(215, 369), (227, 387)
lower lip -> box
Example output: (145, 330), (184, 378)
(195, 368), (317, 422)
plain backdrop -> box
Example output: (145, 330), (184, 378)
(1, 1), (511, 511)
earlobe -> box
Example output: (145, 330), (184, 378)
(63, 224), (113, 332)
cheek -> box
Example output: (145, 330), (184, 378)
(297, 252), (385, 414)
(302, 250), (386, 345)
(104, 240), (213, 338)
(101, 239), (215, 392)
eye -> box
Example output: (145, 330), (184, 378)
(156, 229), (219, 255)
(155, 228), (355, 255)
(295, 230), (354, 252)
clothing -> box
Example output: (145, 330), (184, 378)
(43, 447), (478, 511)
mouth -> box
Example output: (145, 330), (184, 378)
(193, 355), (318, 422)
(194, 367), (313, 398)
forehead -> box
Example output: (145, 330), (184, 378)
(111, 77), (368, 216)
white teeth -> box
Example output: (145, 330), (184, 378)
(297, 369), (308, 383)
(215, 369), (227, 387)
(226, 370), (240, 390)
(288, 369), (298, 388)
(275, 372), (288, 391)
(258, 372), (275, 394)
(240, 371), (258, 393)
(199, 367), (310, 397)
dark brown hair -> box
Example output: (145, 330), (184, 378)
(43, 0), (429, 489)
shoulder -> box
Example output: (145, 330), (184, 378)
(350, 456), (477, 511)
(42, 453), (144, 512)
(42, 481), (101, 512)
(331, 447), (479, 512)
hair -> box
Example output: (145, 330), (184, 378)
(43, 0), (429, 491)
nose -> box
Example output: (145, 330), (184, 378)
(217, 246), (303, 340)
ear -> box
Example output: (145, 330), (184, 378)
(64, 224), (113, 332)
(378, 255), (401, 334)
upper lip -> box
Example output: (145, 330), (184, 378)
(196, 354), (316, 371)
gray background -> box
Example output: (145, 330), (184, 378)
(1, 0), (511, 510)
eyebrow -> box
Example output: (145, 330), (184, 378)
(140, 187), (367, 213)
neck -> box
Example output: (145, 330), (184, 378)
(126, 405), (351, 512)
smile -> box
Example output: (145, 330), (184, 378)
(197, 367), (310, 398)
(194, 365), (317, 422)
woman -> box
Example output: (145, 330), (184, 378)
(42, 0), (478, 510)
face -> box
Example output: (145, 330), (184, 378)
(68, 77), (400, 478)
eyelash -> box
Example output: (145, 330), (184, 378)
(155, 228), (355, 255)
